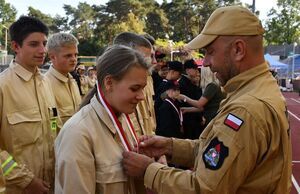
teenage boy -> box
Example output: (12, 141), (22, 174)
(45, 33), (81, 125)
(0, 16), (59, 194)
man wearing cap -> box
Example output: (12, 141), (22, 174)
(45, 33), (82, 125)
(86, 66), (97, 90)
(77, 64), (89, 97)
(122, 5), (291, 194)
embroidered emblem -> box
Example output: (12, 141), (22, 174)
(204, 145), (220, 167)
(224, 113), (243, 131)
(203, 137), (228, 170)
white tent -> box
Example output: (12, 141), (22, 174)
(264, 54), (288, 69)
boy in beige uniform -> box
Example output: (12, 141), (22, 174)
(122, 6), (292, 194)
(0, 16), (59, 194)
(45, 33), (82, 126)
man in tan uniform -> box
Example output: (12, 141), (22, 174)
(113, 32), (157, 136)
(45, 33), (82, 126)
(122, 6), (292, 194)
(0, 16), (59, 194)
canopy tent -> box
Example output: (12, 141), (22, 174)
(264, 54), (288, 69)
(264, 54), (289, 78)
(281, 54), (300, 71)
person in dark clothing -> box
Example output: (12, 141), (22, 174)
(70, 62), (83, 96)
(152, 51), (167, 96)
(184, 59), (201, 86)
(156, 80), (184, 139)
(154, 61), (183, 127)
(179, 81), (226, 128)
(179, 61), (203, 139)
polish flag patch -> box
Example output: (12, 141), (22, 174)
(224, 113), (243, 131)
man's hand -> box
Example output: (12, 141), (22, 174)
(137, 135), (173, 159)
(24, 177), (50, 194)
(122, 151), (154, 177)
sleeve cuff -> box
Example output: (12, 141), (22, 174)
(171, 138), (197, 167)
(18, 169), (34, 189)
(144, 162), (166, 189)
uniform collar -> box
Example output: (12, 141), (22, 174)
(223, 62), (269, 94)
(90, 95), (117, 135)
(10, 60), (42, 82)
(48, 65), (72, 83)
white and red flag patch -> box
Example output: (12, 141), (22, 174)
(224, 113), (243, 131)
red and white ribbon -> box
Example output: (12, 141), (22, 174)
(96, 81), (139, 151)
(165, 99), (183, 126)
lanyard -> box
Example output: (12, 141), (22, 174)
(165, 99), (183, 126)
(96, 81), (139, 151)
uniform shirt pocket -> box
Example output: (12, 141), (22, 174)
(58, 106), (74, 118)
(96, 162), (127, 183)
(7, 108), (42, 151)
(96, 162), (129, 193)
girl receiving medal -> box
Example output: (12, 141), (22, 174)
(55, 45), (148, 194)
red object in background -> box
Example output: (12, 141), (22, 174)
(195, 59), (203, 67)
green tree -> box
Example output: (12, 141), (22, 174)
(161, 0), (241, 43)
(64, 2), (96, 39)
(144, 4), (169, 39)
(93, 0), (148, 44)
(0, 0), (17, 50)
(161, 0), (216, 42)
(63, 3), (99, 55)
(264, 0), (300, 45)
(117, 12), (145, 33)
(28, 7), (62, 33)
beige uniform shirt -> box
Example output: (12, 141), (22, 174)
(131, 75), (156, 136)
(87, 76), (96, 90)
(55, 95), (146, 194)
(45, 66), (81, 125)
(80, 75), (89, 96)
(144, 62), (291, 194)
(0, 61), (58, 194)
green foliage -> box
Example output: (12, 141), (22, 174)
(28, 7), (62, 33)
(64, 3), (96, 39)
(0, 0), (17, 50)
(7, 0), (300, 56)
(264, 0), (300, 45)
(145, 7), (169, 39)
(115, 12), (145, 34)
(155, 38), (203, 61)
(77, 38), (102, 56)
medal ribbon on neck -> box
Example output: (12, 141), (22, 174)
(96, 81), (139, 151)
(165, 99), (183, 126)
